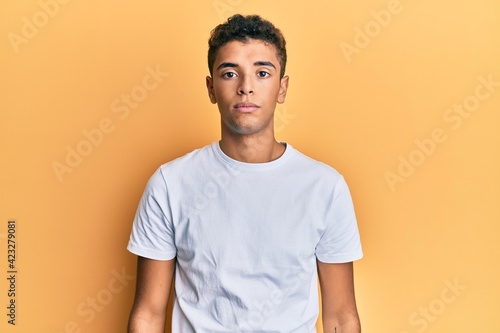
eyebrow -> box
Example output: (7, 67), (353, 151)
(216, 61), (276, 71)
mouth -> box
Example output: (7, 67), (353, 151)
(233, 102), (260, 113)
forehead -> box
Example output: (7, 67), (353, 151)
(214, 39), (280, 66)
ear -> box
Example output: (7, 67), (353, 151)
(206, 76), (217, 104)
(277, 75), (289, 104)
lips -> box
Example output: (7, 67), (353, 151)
(233, 102), (259, 113)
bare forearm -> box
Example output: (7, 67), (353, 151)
(128, 310), (166, 333)
(128, 257), (174, 333)
(323, 316), (361, 333)
(317, 261), (361, 333)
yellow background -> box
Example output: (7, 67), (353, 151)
(1, 0), (500, 332)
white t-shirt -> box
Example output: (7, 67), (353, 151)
(128, 141), (363, 332)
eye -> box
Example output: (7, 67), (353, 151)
(257, 71), (270, 78)
(222, 72), (237, 79)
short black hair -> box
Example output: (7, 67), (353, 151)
(208, 14), (287, 78)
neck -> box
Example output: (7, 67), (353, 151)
(219, 129), (285, 163)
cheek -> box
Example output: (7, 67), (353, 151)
(263, 86), (281, 101)
(214, 83), (236, 101)
(262, 79), (281, 93)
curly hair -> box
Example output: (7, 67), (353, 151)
(208, 14), (287, 78)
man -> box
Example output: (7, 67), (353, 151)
(127, 14), (363, 333)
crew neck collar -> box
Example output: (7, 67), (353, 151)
(212, 141), (293, 172)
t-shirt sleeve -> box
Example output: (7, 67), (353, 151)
(127, 167), (177, 260)
(315, 176), (363, 263)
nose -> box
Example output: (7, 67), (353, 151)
(238, 75), (254, 95)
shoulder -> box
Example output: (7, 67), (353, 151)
(145, 142), (216, 189)
(287, 144), (344, 184)
(157, 142), (215, 174)
(163, 142), (214, 167)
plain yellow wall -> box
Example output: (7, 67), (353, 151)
(1, 0), (499, 332)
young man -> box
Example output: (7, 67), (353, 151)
(127, 14), (363, 333)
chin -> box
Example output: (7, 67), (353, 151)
(230, 127), (259, 136)
(224, 121), (259, 135)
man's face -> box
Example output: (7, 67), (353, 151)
(206, 39), (289, 136)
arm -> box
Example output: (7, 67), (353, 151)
(128, 256), (176, 333)
(317, 261), (361, 333)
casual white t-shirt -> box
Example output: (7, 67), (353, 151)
(128, 141), (363, 332)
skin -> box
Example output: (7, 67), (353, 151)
(127, 257), (174, 333)
(128, 38), (361, 333)
(206, 39), (289, 163)
(318, 261), (361, 332)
